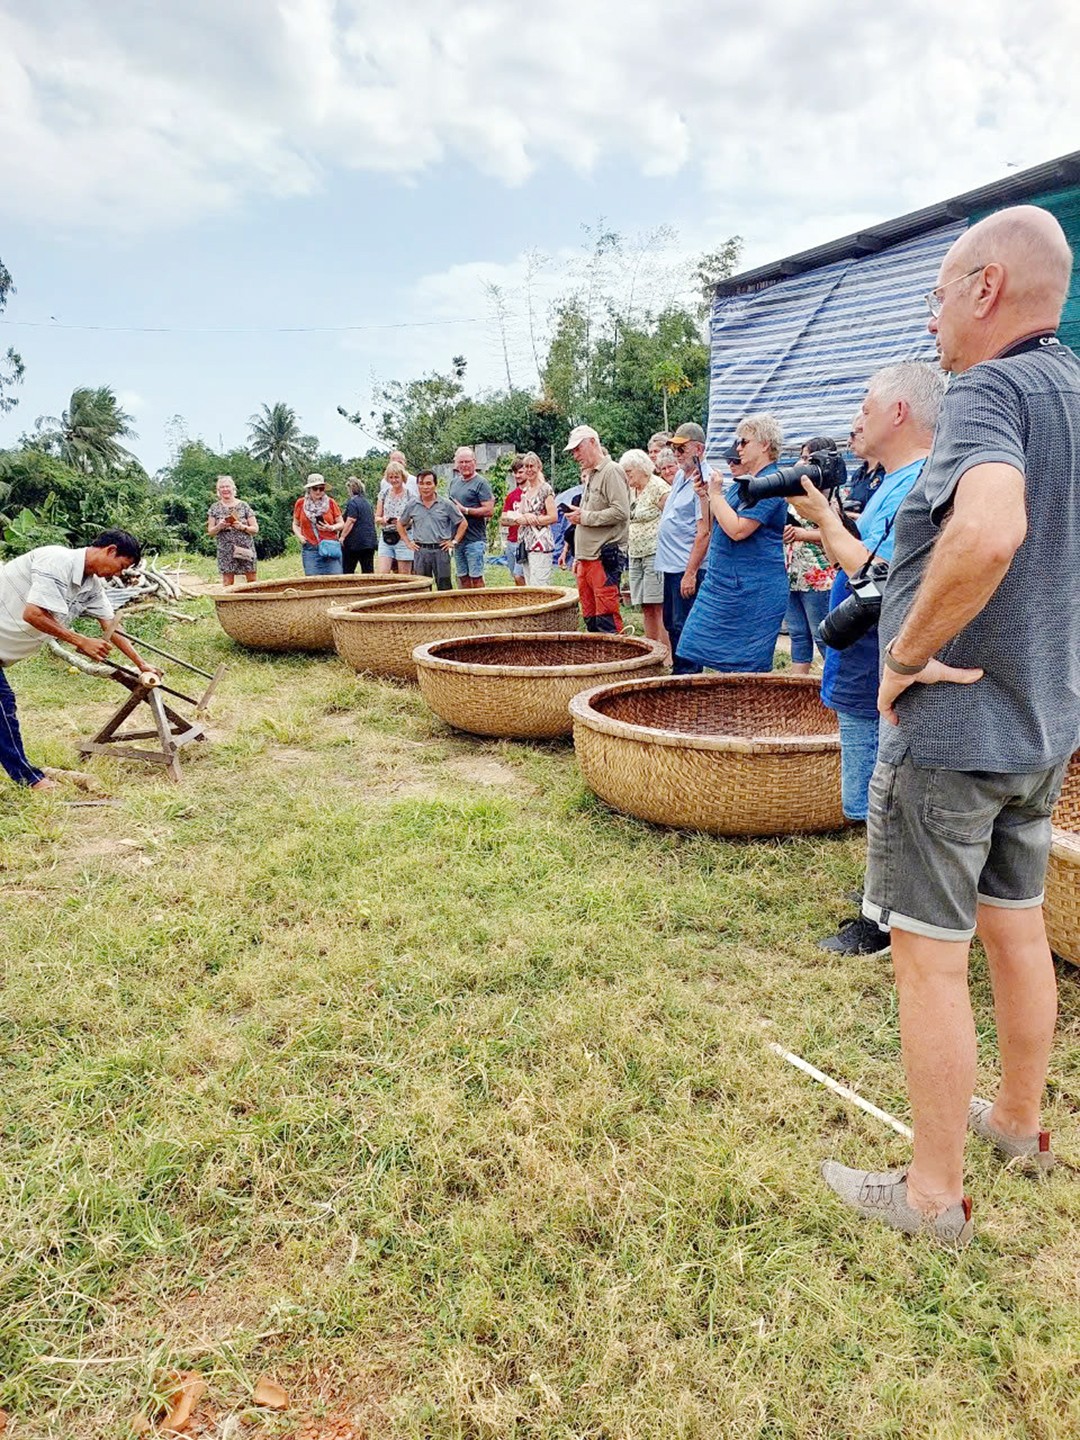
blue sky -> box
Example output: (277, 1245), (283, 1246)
(1, 0), (1077, 472)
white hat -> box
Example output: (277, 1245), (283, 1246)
(564, 424), (599, 452)
(304, 473), (326, 488)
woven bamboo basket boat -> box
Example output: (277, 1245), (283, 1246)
(1045, 750), (1080, 967)
(330, 586), (580, 680)
(211, 573), (432, 651)
(570, 672), (843, 835)
(413, 631), (669, 738)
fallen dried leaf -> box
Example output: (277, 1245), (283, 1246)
(128, 1415), (151, 1436)
(253, 1375), (289, 1410)
(0, 1409), (8, 1433)
(160, 1371), (206, 1433)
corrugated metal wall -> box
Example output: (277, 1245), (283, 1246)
(705, 223), (964, 459)
(706, 186), (1080, 460)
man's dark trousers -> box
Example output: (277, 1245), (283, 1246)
(663, 572), (703, 674)
(413, 545), (453, 591)
(0, 669), (44, 786)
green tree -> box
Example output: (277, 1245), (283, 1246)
(247, 402), (312, 482)
(693, 238), (744, 318)
(368, 369), (467, 467)
(0, 258), (25, 414)
(34, 386), (138, 475)
(0, 445), (177, 556)
(650, 355), (692, 431)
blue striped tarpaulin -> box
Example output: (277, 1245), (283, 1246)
(705, 221), (965, 459)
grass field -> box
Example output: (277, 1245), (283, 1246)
(1, 555), (1078, 1438)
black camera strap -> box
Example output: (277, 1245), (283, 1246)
(997, 331), (1059, 359)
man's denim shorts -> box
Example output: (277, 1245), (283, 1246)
(863, 752), (1068, 942)
(455, 538), (487, 579)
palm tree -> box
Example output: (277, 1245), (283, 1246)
(36, 386), (138, 474)
(247, 402), (311, 481)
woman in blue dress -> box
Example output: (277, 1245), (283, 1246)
(676, 413), (790, 673)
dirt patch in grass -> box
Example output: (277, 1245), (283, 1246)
(444, 754), (520, 787)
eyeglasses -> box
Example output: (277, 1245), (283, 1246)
(669, 441), (688, 451)
(924, 266), (983, 318)
(735, 437), (751, 448)
(308, 486), (326, 492)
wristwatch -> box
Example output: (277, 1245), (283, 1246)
(883, 639), (926, 676)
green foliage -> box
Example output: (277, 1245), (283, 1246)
(0, 256), (25, 414)
(3, 501), (68, 554)
(693, 238), (743, 318)
(0, 446), (179, 557)
(369, 369), (467, 468)
(482, 450), (517, 547)
(32, 386), (138, 474)
(341, 231), (742, 485)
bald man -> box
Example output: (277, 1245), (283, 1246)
(822, 205), (1080, 1245)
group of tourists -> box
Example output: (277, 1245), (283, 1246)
(6, 202), (1073, 1252)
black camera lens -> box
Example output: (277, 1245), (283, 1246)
(817, 558), (889, 650)
(738, 448), (848, 505)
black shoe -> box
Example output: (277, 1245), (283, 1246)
(818, 915), (890, 957)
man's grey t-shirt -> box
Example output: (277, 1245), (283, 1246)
(399, 497), (461, 545)
(879, 339), (1080, 773)
(449, 474), (494, 546)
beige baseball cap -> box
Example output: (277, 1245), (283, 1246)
(564, 424), (600, 452)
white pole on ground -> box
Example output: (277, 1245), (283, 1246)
(765, 1040), (914, 1140)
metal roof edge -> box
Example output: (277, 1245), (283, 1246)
(715, 152), (1080, 296)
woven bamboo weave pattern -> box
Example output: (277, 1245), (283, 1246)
(570, 673), (843, 835)
(212, 573), (431, 651)
(330, 587), (580, 679)
(1045, 750), (1080, 967)
(414, 632), (668, 738)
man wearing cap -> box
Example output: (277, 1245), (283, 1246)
(653, 422), (714, 674)
(563, 426), (631, 633)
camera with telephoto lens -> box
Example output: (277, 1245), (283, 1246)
(738, 445), (849, 505)
(817, 556), (889, 650)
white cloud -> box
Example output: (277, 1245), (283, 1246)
(0, 0), (1076, 231)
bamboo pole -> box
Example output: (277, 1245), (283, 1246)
(764, 1038), (914, 1140)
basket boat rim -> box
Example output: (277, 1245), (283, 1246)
(412, 631), (667, 677)
(328, 586), (578, 625)
(211, 575), (430, 606)
(569, 672), (841, 755)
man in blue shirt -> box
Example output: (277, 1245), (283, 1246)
(790, 361), (945, 955)
(653, 421), (713, 673)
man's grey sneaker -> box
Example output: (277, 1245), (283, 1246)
(968, 1096), (1055, 1174)
(821, 1161), (974, 1246)
(818, 914), (890, 957)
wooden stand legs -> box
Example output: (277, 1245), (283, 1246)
(78, 671), (212, 782)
